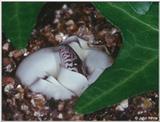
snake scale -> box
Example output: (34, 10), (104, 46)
(59, 44), (86, 76)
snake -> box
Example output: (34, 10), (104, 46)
(58, 44), (86, 76)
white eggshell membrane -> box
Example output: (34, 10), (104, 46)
(85, 49), (113, 84)
(16, 47), (60, 86)
(30, 76), (74, 100)
(58, 67), (89, 96)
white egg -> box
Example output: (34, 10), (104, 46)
(16, 47), (60, 86)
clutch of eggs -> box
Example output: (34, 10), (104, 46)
(16, 36), (113, 100)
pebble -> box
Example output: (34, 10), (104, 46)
(31, 94), (46, 109)
(7, 39), (11, 42)
(59, 32), (67, 40)
(3, 57), (12, 66)
(15, 92), (24, 99)
(65, 20), (77, 33)
(66, 20), (74, 26)
(111, 28), (118, 35)
(83, 7), (92, 15)
(44, 106), (49, 110)
(4, 64), (14, 72)
(141, 98), (153, 109)
(58, 101), (65, 111)
(6, 98), (12, 104)
(14, 93), (21, 99)
(34, 111), (41, 117)
(115, 99), (128, 111)
(23, 51), (30, 56)
(76, 25), (91, 38)
(55, 10), (61, 17)
(13, 50), (24, 58)
(16, 84), (24, 93)
(54, 18), (59, 24)
(3, 43), (10, 51)
(13, 112), (23, 120)
(57, 113), (63, 119)
(62, 4), (68, 10)
(3, 76), (15, 85)
(68, 9), (73, 15)
(4, 83), (14, 93)
(9, 49), (27, 59)
(21, 104), (29, 111)
(68, 109), (74, 115)
(8, 52), (13, 57)
(33, 46), (40, 51)
(9, 50), (18, 58)
(55, 34), (63, 42)
(155, 94), (158, 98)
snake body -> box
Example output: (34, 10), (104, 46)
(59, 44), (86, 75)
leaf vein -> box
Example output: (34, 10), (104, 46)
(135, 44), (157, 51)
(109, 3), (158, 32)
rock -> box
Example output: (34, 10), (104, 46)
(3, 57), (12, 66)
(141, 98), (153, 109)
(57, 113), (63, 119)
(21, 104), (29, 111)
(14, 93), (21, 99)
(9, 49), (27, 60)
(65, 20), (78, 34)
(3, 76), (15, 85)
(4, 83), (14, 93)
(23, 51), (30, 57)
(58, 101), (65, 111)
(4, 64), (14, 72)
(68, 9), (73, 15)
(16, 84), (24, 93)
(31, 94), (46, 109)
(3, 42), (10, 51)
(34, 111), (41, 117)
(62, 4), (68, 10)
(116, 99), (128, 111)
(83, 7), (93, 15)
(13, 112), (23, 120)
(3, 57), (16, 73)
(55, 34), (63, 43)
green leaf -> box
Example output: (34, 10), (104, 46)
(75, 2), (158, 114)
(129, 2), (152, 15)
(2, 2), (44, 49)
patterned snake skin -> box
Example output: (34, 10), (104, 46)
(59, 44), (86, 75)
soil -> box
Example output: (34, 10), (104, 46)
(2, 2), (159, 121)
